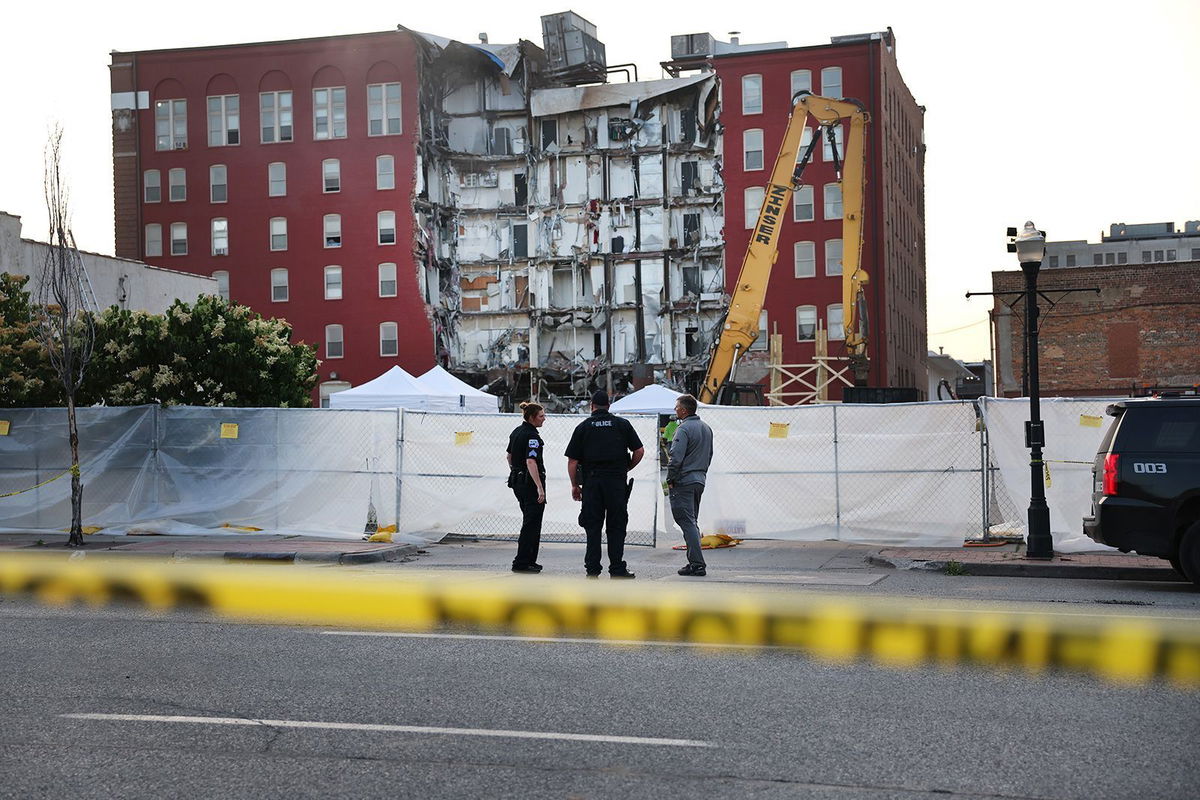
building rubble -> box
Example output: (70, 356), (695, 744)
(409, 26), (727, 410)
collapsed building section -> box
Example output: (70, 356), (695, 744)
(411, 28), (725, 410)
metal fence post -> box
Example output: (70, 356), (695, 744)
(395, 408), (404, 533)
(832, 404), (841, 537)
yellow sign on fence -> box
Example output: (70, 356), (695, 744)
(768, 422), (790, 439)
(220, 423), (239, 440)
(0, 420), (9, 436)
(454, 431), (474, 446)
(1080, 414), (1104, 428)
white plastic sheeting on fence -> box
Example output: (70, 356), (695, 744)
(692, 402), (985, 547)
(979, 396), (1117, 553)
(397, 411), (660, 545)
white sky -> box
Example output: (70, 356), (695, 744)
(3, 0), (1197, 361)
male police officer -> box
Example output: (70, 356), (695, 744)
(565, 390), (644, 578)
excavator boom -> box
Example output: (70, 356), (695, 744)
(698, 93), (870, 404)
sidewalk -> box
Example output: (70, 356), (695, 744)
(871, 543), (1186, 582)
(0, 532), (418, 565)
(0, 531), (1185, 582)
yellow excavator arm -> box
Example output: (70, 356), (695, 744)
(698, 93), (870, 404)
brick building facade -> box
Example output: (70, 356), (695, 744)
(992, 260), (1200, 397)
(109, 32), (430, 404)
(707, 29), (927, 397)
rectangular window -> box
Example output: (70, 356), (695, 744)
(207, 94), (240, 146)
(825, 239), (843, 276)
(682, 212), (701, 248)
(209, 165), (227, 203)
(681, 161), (700, 195)
(540, 119), (558, 150)
(1192, 248), (1200, 260)
(796, 305), (816, 341)
(268, 162), (286, 197)
(1066, 254), (1076, 266)
(794, 241), (815, 278)
(378, 211), (396, 245)
(325, 324), (344, 359)
(796, 126), (815, 161)
(823, 183), (843, 220)
(743, 128), (764, 171)
(1048, 255), (1059, 268)
(143, 170), (161, 203)
(793, 185), (814, 222)
(820, 66), (843, 99)
(270, 268), (289, 302)
(790, 70), (812, 99)
(155, 99), (187, 150)
(1142, 250), (1152, 263)
(212, 270), (229, 301)
(751, 310), (768, 351)
(378, 263), (397, 297)
(1094, 253), (1104, 265)
(1154, 250), (1164, 262)
(211, 218), (228, 256)
(367, 82), (402, 136)
(512, 223), (528, 260)
(313, 87), (347, 140)
(491, 126), (512, 156)
(145, 224), (162, 257)
(376, 155), (395, 190)
(741, 74), (763, 114)
(168, 168), (186, 202)
(259, 91), (293, 143)
(827, 303), (844, 340)
(270, 217), (287, 251)
(744, 186), (765, 229)
(380, 322), (399, 357)
(822, 125), (845, 162)
(324, 266), (343, 300)
(1118, 252), (1128, 264)
(324, 214), (342, 248)
(1167, 249), (1176, 261)
(170, 222), (187, 256)
(323, 159), (341, 193)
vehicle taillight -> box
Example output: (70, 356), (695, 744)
(1102, 453), (1119, 496)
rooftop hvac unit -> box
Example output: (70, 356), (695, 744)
(670, 33), (715, 60)
(541, 11), (606, 74)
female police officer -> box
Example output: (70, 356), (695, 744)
(507, 401), (547, 573)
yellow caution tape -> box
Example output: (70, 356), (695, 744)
(0, 469), (72, 499)
(0, 553), (1197, 688)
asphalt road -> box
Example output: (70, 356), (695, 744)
(1, 596), (1196, 800)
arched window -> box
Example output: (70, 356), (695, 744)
(324, 214), (342, 248)
(823, 183), (842, 220)
(820, 66), (843, 99)
(827, 304), (844, 340)
(743, 128), (764, 171)
(379, 322), (399, 356)
(377, 211), (396, 245)
(212, 270), (230, 301)
(270, 268), (289, 302)
(741, 74), (762, 114)
(269, 217), (287, 251)
(322, 158), (340, 192)
(796, 305), (817, 341)
(324, 265), (342, 300)
(143, 170), (161, 203)
(378, 263), (397, 297)
(825, 239), (843, 276)
(793, 242), (815, 278)
(324, 324), (344, 358)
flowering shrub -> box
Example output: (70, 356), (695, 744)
(0, 273), (57, 407)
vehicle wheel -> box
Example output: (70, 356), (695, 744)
(1178, 520), (1200, 586)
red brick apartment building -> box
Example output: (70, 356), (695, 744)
(709, 29), (927, 398)
(109, 32), (430, 404)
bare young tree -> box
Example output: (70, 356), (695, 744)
(32, 127), (97, 547)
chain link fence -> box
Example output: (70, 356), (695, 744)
(1, 400), (1114, 549)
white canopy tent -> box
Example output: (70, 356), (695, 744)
(609, 384), (707, 414)
(416, 366), (500, 413)
(328, 366), (459, 411)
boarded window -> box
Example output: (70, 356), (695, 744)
(1106, 323), (1140, 378)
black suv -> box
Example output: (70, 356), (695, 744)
(1083, 397), (1200, 584)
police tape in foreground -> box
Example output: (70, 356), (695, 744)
(1, 552), (1198, 689)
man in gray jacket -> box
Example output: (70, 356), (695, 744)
(666, 394), (714, 576)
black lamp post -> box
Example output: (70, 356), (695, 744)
(1013, 221), (1054, 560)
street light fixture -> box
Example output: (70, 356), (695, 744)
(1011, 221), (1054, 560)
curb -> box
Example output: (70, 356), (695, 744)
(868, 552), (1187, 582)
(170, 544), (420, 565)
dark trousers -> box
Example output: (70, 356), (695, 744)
(670, 482), (705, 567)
(512, 479), (544, 567)
(580, 473), (629, 574)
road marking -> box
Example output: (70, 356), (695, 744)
(320, 630), (770, 649)
(61, 713), (713, 748)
